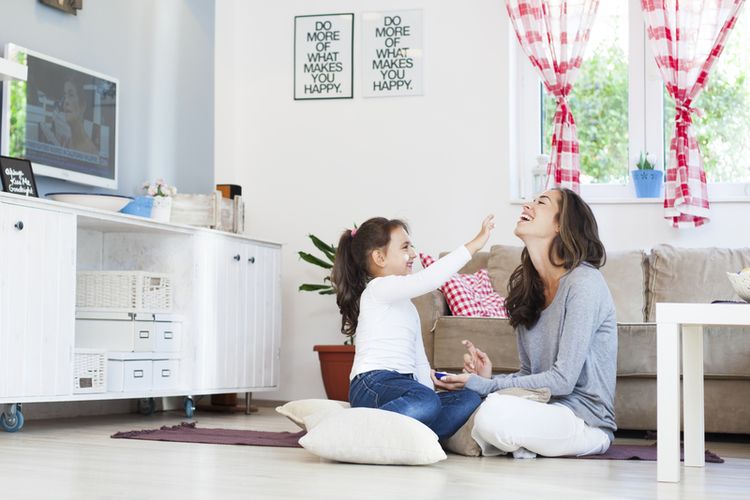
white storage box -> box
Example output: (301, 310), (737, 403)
(133, 320), (156, 352)
(152, 359), (180, 390)
(107, 353), (154, 392)
(154, 321), (182, 352)
(76, 312), (183, 353)
(74, 349), (107, 394)
(76, 271), (172, 312)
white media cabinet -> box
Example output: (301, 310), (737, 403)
(0, 192), (281, 431)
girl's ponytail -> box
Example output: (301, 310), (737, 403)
(331, 229), (367, 337)
(331, 218), (408, 338)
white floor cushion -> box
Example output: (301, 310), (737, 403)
(275, 399), (349, 430)
(298, 408), (447, 465)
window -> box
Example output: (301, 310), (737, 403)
(542, 1), (629, 185)
(515, 0), (750, 200)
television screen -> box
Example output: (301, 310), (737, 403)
(1, 44), (118, 189)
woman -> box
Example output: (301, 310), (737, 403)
(434, 188), (617, 458)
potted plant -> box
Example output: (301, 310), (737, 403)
(142, 178), (178, 222)
(299, 234), (354, 402)
(631, 153), (663, 198)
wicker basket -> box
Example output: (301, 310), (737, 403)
(74, 349), (107, 393)
(77, 271), (173, 312)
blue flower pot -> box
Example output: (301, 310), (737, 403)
(631, 170), (664, 198)
(120, 196), (153, 217)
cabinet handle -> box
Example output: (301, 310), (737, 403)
(248, 257), (255, 264)
(133, 370), (144, 379)
(161, 369), (171, 377)
(139, 330), (150, 339)
(14, 221), (24, 231)
(233, 254), (241, 261)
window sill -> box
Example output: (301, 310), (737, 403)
(509, 196), (750, 205)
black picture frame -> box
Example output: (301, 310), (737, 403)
(294, 13), (354, 100)
(0, 156), (39, 197)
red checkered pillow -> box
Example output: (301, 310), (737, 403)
(420, 253), (508, 318)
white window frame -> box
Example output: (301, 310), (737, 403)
(513, 0), (750, 202)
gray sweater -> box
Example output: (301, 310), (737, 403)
(465, 263), (618, 441)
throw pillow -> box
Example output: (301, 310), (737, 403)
(275, 399), (350, 430)
(299, 408), (447, 465)
(441, 408), (481, 457)
(420, 253), (508, 317)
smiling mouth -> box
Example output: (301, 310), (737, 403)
(519, 214), (533, 223)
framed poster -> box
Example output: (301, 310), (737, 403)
(294, 13), (354, 100)
(362, 10), (423, 97)
(0, 156), (39, 197)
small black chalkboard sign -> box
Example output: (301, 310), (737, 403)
(0, 156), (39, 197)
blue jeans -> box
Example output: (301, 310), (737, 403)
(349, 370), (481, 439)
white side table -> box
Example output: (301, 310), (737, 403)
(656, 302), (750, 482)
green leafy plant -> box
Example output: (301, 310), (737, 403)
(635, 152), (656, 170)
(298, 234), (336, 295)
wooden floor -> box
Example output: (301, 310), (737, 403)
(1, 406), (748, 500)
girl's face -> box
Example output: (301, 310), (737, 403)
(373, 226), (416, 277)
(514, 190), (562, 241)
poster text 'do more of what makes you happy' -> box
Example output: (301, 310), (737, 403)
(294, 13), (353, 100)
(363, 10), (423, 97)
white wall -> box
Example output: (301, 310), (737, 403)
(0, 0), (214, 196)
(214, 0), (750, 402)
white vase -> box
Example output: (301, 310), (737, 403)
(150, 196), (172, 222)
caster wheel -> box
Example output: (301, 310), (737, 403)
(138, 398), (156, 416)
(184, 398), (195, 418)
(1, 409), (24, 432)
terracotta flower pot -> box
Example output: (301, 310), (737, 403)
(313, 344), (355, 402)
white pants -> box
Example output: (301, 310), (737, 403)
(471, 393), (611, 457)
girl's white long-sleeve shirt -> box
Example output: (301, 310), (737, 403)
(349, 246), (471, 388)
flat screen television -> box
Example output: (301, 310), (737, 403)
(1, 43), (119, 189)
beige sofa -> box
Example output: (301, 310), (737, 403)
(414, 244), (750, 434)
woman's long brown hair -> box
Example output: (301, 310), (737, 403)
(331, 217), (408, 337)
(505, 188), (606, 329)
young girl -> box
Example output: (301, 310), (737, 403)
(435, 189), (617, 458)
(331, 215), (494, 439)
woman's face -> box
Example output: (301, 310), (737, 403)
(514, 189), (562, 241)
(62, 81), (84, 122)
(377, 227), (417, 277)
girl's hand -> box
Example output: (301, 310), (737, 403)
(432, 372), (471, 391)
(465, 215), (495, 255)
(462, 340), (492, 378)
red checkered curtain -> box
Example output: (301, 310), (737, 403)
(642, 0), (745, 227)
(506, 0), (600, 193)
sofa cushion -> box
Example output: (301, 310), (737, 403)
(600, 250), (648, 323)
(486, 245), (523, 296)
(615, 323), (750, 378)
(647, 244), (750, 321)
(434, 320), (750, 379)
(486, 245), (646, 323)
(432, 316), (520, 372)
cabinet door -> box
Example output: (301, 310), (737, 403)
(253, 244), (281, 388)
(201, 235), (246, 390)
(238, 241), (259, 389)
(0, 203), (76, 398)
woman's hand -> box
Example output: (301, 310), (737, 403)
(465, 215), (495, 255)
(462, 340), (492, 378)
(432, 372), (471, 391)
